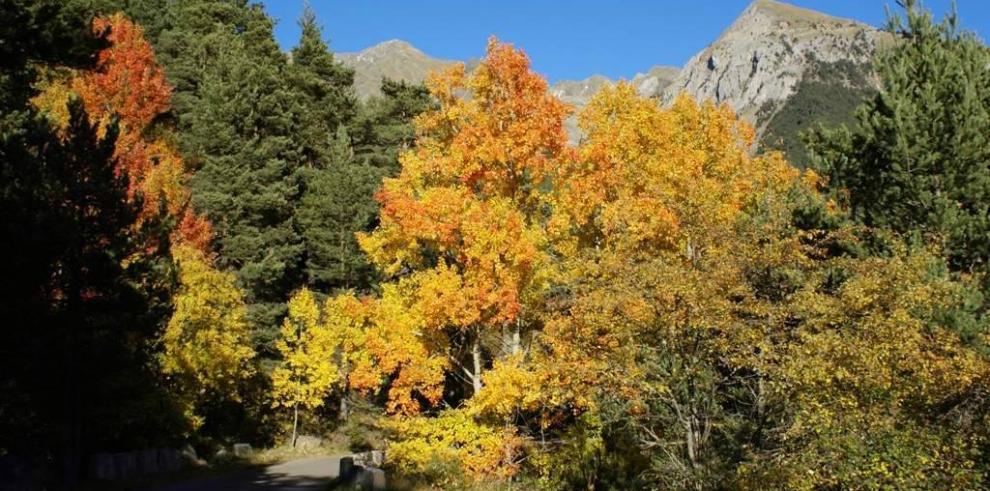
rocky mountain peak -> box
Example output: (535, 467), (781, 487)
(663, 0), (886, 130)
(742, 0), (844, 25)
(335, 1), (887, 155)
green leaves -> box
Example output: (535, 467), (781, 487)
(808, 1), (990, 278)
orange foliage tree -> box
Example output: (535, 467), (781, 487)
(327, 38), (569, 481)
(30, 13), (245, 432)
(35, 13), (211, 251)
(355, 37), (570, 412)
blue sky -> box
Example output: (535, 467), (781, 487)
(259, 1), (989, 83)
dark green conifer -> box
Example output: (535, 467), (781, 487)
(351, 78), (434, 174)
(807, 0), (990, 276)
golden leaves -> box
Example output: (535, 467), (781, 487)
(272, 288), (340, 411)
(326, 37), (990, 486)
(160, 246), (254, 427)
(351, 38), (569, 417)
(385, 410), (523, 483)
(554, 83), (800, 258)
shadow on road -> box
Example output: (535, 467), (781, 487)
(143, 456), (343, 491)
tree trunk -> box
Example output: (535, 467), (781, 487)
(511, 324), (521, 356)
(338, 392), (349, 422)
(337, 347), (350, 421)
(291, 404), (299, 448)
(472, 335), (483, 395)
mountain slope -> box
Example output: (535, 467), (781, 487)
(663, 0), (880, 120)
(662, 0), (890, 163)
(338, 40), (456, 98)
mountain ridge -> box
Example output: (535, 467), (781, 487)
(337, 0), (887, 157)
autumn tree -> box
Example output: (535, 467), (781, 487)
(272, 288), (340, 446)
(519, 83), (809, 489)
(32, 13), (212, 251)
(161, 245), (255, 430)
(742, 245), (990, 489)
(533, 82), (990, 489)
(319, 292), (376, 421)
(319, 38), (569, 482)
(358, 38), (569, 406)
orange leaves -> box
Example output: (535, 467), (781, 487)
(74, 14), (184, 228)
(175, 208), (214, 253)
(37, 13), (214, 254)
(403, 37), (570, 201)
(362, 38), (564, 348)
(75, 13), (171, 132)
(347, 39), (572, 420)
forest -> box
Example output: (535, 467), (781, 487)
(1, 0), (990, 489)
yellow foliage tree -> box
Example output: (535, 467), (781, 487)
(535, 84), (990, 488)
(525, 83), (814, 488)
(272, 288), (340, 446)
(318, 38), (570, 481)
(385, 410), (523, 486)
(160, 245), (255, 429)
(744, 246), (990, 489)
(327, 42), (990, 487)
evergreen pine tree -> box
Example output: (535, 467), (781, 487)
(295, 79), (434, 291)
(806, 1), (990, 276)
(289, 5), (357, 168)
(151, 1), (307, 351)
(284, 7), (380, 291)
(189, 42), (305, 351)
(351, 78), (434, 174)
(297, 128), (382, 290)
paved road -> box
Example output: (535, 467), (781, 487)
(147, 456), (344, 491)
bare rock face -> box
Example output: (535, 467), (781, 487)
(338, 40), (457, 99)
(550, 65), (678, 109)
(631, 65), (680, 98)
(662, 0), (887, 134)
(551, 74), (614, 107)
